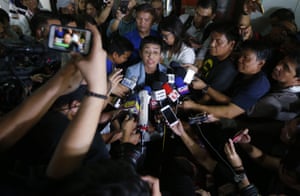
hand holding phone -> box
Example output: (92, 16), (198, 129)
(48, 25), (92, 55)
(160, 105), (179, 126)
(119, 0), (129, 14)
(231, 129), (250, 143)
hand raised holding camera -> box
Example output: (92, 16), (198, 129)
(75, 23), (107, 94)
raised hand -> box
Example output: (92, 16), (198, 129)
(224, 139), (243, 168)
(75, 23), (107, 95)
(169, 120), (185, 136)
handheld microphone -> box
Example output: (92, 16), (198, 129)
(151, 81), (167, 101)
(122, 95), (140, 115)
(169, 61), (181, 68)
(175, 76), (190, 96)
(175, 67), (187, 79)
(162, 82), (180, 102)
(184, 69), (196, 84)
(121, 76), (138, 90)
(138, 89), (151, 131)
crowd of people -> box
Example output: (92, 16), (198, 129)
(0, 0), (300, 195)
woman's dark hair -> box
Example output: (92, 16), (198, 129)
(139, 35), (162, 51)
(106, 35), (134, 55)
(158, 15), (184, 54)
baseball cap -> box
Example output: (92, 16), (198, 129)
(56, 0), (74, 10)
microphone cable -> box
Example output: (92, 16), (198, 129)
(194, 123), (238, 177)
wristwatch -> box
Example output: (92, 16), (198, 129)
(234, 172), (246, 183)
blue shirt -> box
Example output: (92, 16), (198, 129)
(229, 71), (270, 111)
(106, 58), (114, 75)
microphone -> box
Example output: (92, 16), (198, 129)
(149, 82), (165, 110)
(159, 72), (168, 83)
(169, 61), (181, 68)
(183, 69), (196, 84)
(175, 76), (190, 96)
(138, 89), (151, 131)
(138, 89), (151, 153)
(162, 82), (180, 102)
(175, 66), (187, 79)
(120, 76), (138, 90)
(122, 94), (140, 115)
(151, 81), (167, 102)
(167, 73), (175, 84)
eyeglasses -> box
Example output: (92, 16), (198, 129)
(143, 50), (160, 56)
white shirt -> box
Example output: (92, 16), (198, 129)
(162, 43), (195, 66)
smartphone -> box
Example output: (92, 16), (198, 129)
(48, 25), (92, 55)
(232, 131), (244, 143)
(119, 0), (129, 14)
(188, 113), (208, 124)
(184, 69), (196, 84)
(160, 105), (179, 126)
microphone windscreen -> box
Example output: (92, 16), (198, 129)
(175, 77), (185, 88)
(143, 86), (152, 94)
(152, 81), (163, 90)
(159, 73), (168, 83)
(169, 61), (181, 68)
(162, 83), (173, 94)
(175, 67), (187, 78)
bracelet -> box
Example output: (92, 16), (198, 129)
(85, 90), (108, 100)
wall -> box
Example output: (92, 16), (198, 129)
(251, 0), (300, 34)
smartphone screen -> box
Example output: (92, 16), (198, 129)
(48, 25), (92, 55)
(160, 105), (179, 126)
